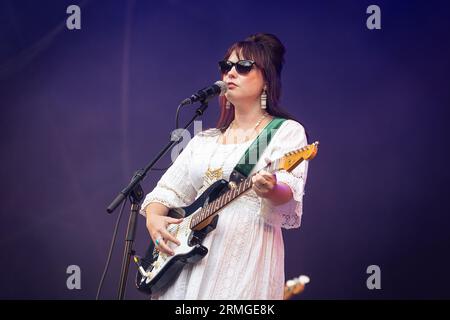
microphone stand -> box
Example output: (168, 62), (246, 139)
(107, 100), (209, 300)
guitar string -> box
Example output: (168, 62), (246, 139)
(164, 157), (285, 236)
(153, 151), (302, 261)
(150, 146), (312, 269)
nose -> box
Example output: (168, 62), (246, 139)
(225, 65), (238, 80)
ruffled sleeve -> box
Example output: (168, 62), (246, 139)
(139, 135), (199, 217)
(259, 120), (309, 229)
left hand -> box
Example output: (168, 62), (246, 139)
(252, 170), (277, 198)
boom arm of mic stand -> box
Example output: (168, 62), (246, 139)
(105, 100), (209, 300)
(106, 101), (209, 214)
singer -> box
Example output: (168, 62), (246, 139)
(140, 33), (310, 299)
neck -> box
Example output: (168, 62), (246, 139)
(232, 99), (267, 130)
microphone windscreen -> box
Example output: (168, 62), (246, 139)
(214, 80), (228, 96)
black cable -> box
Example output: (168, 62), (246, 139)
(96, 198), (128, 300)
(97, 102), (188, 298)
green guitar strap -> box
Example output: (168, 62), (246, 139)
(229, 117), (286, 183)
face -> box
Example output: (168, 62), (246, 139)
(221, 50), (265, 106)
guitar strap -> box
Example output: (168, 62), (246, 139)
(229, 117), (286, 183)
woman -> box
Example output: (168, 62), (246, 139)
(140, 33), (309, 299)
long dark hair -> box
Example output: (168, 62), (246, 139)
(216, 33), (298, 131)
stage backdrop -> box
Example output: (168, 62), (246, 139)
(1, 0), (449, 299)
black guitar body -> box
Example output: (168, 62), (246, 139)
(135, 179), (229, 295)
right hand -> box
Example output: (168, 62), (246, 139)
(146, 214), (183, 256)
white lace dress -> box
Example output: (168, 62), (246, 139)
(139, 119), (309, 300)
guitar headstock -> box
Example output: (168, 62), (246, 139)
(276, 141), (319, 172)
(284, 275), (310, 300)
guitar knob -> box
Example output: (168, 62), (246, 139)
(228, 181), (237, 189)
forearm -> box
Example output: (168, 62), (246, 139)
(145, 202), (170, 218)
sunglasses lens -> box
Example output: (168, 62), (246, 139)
(236, 60), (254, 74)
(219, 61), (232, 73)
(219, 60), (254, 74)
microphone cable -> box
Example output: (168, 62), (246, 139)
(96, 198), (127, 300)
(96, 102), (188, 298)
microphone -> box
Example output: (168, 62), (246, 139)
(180, 80), (227, 106)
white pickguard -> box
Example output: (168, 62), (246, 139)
(141, 209), (201, 285)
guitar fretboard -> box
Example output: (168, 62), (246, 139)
(189, 160), (278, 230)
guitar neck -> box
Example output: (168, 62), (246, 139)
(187, 138), (319, 231)
(189, 161), (278, 230)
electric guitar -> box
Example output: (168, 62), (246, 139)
(134, 141), (319, 295)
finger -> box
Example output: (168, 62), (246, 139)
(261, 176), (275, 188)
(260, 171), (273, 179)
(260, 171), (275, 181)
(258, 173), (274, 186)
(252, 175), (268, 192)
(157, 239), (175, 256)
(262, 173), (277, 185)
(253, 173), (265, 184)
(152, 233), (173, 255)
(161, 228), (181, 246)
(151, 230), (164, 245)
(252, 183), (263, 194)
(166, 217), (183, 224)
(256, 178), (267, 188)
(150, 232), (161, 245)
(256, 177), (272, 193)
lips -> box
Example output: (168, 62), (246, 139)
(227, 82), (237, 88)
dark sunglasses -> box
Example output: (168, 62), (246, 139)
(218, 60), (256, 75)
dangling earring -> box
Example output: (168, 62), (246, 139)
(225, 100), (231, 109)
(261, 86), (267, 109)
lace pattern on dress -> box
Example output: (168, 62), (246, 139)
(197, 128), (221, 138)
(256, 169), (306, 229)
(139, 182), (194, 216)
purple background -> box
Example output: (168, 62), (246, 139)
(1, 0), (450, 299)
